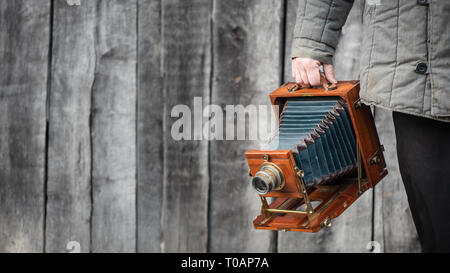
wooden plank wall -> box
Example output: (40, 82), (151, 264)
(136, 0), (163, 253)
(209, 0), (283, 252)
(0, 0), (50, 253)
(160, 0), (211, 252)
(0, 0), (419, 253)
(46, 0), (95, 253)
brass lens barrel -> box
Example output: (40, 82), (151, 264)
(251, 163), (285, 194)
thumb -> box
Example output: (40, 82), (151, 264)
(323, 64), (337, 84)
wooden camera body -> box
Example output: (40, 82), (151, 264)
(245, 81), (387, 232)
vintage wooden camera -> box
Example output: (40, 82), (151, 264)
(245, 80), (387, 232)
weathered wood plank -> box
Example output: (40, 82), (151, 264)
(279, 0), (374, 252)
(373, 108), (420, 253)
(0, 0), (50, 253)
(161, 0), (211, 252)
(283, 0), (296, 85)
(136, 0), (163, 253)
(90, 0), (137, 253)
(208, 0), (284, 252)
(45, 0), (96, 253)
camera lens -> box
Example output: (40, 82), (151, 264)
(251, 163), (284, 194)
(252, 176), (270, 194)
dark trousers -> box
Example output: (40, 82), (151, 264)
(393, 111), (450, 252)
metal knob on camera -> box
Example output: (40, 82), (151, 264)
(251, 162), (285, 194)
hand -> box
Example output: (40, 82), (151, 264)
(291, 57), (337, 87)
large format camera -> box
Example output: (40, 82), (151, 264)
(246, 81), (387, 232)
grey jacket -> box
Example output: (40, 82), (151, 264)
(292, 0), (450, 122)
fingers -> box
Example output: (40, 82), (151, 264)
(305, 65), (320, 86)
(323, 64), (337, 84)
(292, 62), (303, 85)
(298, 66), (309, 87)
(291, 58), (338, 86)
(292, 58), (321, 86)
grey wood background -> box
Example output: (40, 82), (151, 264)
(0, 0), (420, 253)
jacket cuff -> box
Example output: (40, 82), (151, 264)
(291, 37), (335, 64)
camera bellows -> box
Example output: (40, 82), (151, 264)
(270, 98), (357, 187)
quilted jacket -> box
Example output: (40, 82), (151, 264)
(292, 0), (450, 122)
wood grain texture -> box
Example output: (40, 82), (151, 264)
(373, 108), (420, 253)
(45, 0), (96, 253)
(160, 0), (211, 252)
(137, 0), (163, 253)
(283, 0), (296, 84)
(279, 0), (374, 253)
(208, 0), (284, 252)
(90, 0), (137, 253)
(0, 0), (50, 253)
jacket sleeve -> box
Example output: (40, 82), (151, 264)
(291, 0), (354, 64)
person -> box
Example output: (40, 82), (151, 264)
(291, 0), (450, 252)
